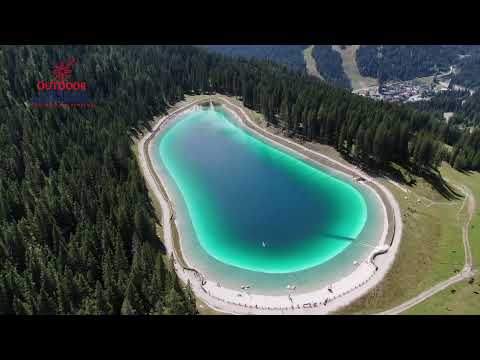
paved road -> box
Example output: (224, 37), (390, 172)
(378, 185), (476, 315)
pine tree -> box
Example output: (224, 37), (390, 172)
(279, 98), (289, 130)
(472, 153), (480, 170)
(95, 281), (109, 315)
(150, 254), (166, 311)
(121, 280), (136, 315)
(184, 280), (198, 315)
(354, 124), (365, 158)
(337, 123), (347, 153)
(13, 296), (32, 315)
(37, 287), (56, 315)
(373, 122), (388, 164)
(163, 287), (184, 315)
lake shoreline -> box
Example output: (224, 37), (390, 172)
(138, 94), (402, 314)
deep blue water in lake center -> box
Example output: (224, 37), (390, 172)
(155, 107), (370, 274)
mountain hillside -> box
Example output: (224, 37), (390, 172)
(199, 45), (309, 72)
(356, 45), (480, 83)
(202, 45), (480, 93)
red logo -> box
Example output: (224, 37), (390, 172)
(32, 57), (95, 109)
(52, 57), (76, 81)
(37, 57), (87, 91)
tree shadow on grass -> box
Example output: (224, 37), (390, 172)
(342, 153), (415, 186)
(341, 153), (462, 200)
(419, 167), (463, 201)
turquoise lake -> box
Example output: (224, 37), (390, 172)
(153, 105), (384, 293)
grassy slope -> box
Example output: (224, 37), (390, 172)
(404, 279), (480, 315)
(303, 45), (324, 80)
(403, 165), (480, 315)
(338, 163), (479, 314)
(441, 164), (480, 268)
(332, 45), (378, 90)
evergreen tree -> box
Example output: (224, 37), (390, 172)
(95, 281), (110, 315)
(0, 44), (478, 316)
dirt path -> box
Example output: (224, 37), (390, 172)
(378, 185), (476, 315)
(303, 45), (324, 80)
(462, 186), (474, 271)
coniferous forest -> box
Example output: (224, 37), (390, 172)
(199, 45), (309, 72)
(1, 45), (480, 315)
(356, 45), (480, 82)
(312, 45), (351, 89)
(451, 56), (480, 90)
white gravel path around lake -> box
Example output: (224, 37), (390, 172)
(137, 96), (403, 315)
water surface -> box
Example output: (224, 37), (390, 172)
(157, 107), (369, 274)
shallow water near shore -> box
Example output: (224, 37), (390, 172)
(152, 105), (385, 294)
